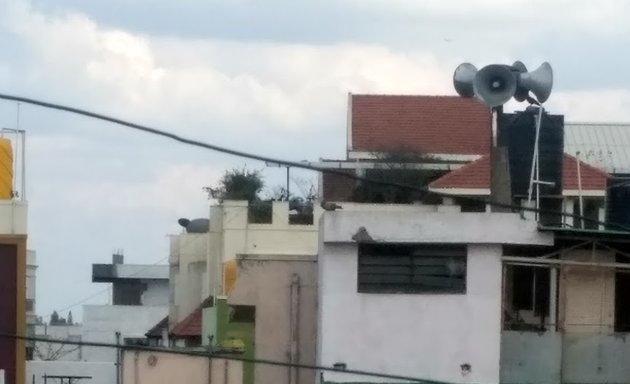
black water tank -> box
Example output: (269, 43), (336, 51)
(606, 176), (630, 230)
(498, 109), (564, 199)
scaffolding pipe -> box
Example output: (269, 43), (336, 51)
(502, 256), (630, 270)
(576, 151), (585, 229)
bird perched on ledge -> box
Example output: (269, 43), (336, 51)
(321, 201), (343, 211)
(352, 226), (374, 243)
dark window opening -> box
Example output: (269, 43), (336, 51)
(358, 243), (467, 294)
(352, 169), (443, 204)
(25, 347), (33, 361)
(124, 337), (149, 346)
(615, 254), (630, 332)
(289, 213), (314, 225)
(229, 305), (256, 323)
(503, 245), (554, 257)
(185, 337), (202, 348)
(573, 198), (600, 230)
(456, 197), (487, 212)
(539, 197), (563, 227)
(26, 299), (34, 312)
(248, 201), (272, 224)
(504, 265), (550, 331)
(113, 281), (147, 306)
(289, 199), (314, 225)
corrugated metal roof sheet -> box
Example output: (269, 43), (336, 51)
(565, 122), (630, 174)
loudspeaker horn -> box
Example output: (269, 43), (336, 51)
(453, 63), (477, 98)
(512, 61), (529, 102)
(473, 64), (517, 107)
(519, 62), (553, 103)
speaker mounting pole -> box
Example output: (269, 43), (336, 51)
(453, 60), (554, 220)
(527, 104), (544, 215)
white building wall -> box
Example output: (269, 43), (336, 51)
(0, 200), (27, 234)
(169, 233), (208, 324)
(33, 324), (83, 362)
(26, 250), (36, 300)
(321, 206), (553, 245)
(26, 250), (37, 324)
(317, 207), (550, 384)
(141, 280), (169, 306)
(318, 243), (503, 384)
(82, 305), (168, 362)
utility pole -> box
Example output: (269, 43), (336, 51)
(115, 332), (121, 384)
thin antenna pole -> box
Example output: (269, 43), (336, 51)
(527, 105), (544, 220)
(13, 104), (19, 197)
(535, 107), (542, 216)
(286, 166), (290, 201)
(21, 131), (25, 200)
(576, 151), (584, 229)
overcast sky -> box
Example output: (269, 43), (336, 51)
(1, 0), (630, 321)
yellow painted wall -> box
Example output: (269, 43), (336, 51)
(0, 138), (12, 200)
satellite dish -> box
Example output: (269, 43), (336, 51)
(178, 218), (209, 233)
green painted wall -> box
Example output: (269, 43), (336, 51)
(201, 306), (217, 346)
(215, 298), (255, 384)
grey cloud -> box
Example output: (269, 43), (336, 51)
(4, 0), (630, 318)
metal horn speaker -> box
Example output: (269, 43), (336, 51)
(518, 62), (553, 103)
(453, 63), (477, 98)
(473, 64), (517, 107)
(512, 61), (529, 102)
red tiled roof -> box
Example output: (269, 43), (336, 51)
(430, 154), (608, 191)
(430, 155), (490, 189)
(351, 95), (491, 155)
(170, 308), (202, 337)
(170, 297), (213, 337)
(145, 316), (168, 338)
(563, 154), (610, 190)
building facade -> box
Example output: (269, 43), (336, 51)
(165, 200), (322, 384)
(317, 203), (552, 384)
(0, 134), (28, 384)
(26, 255), (169, 384)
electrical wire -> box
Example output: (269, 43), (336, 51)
(41, 255), (169, 320)
(1, 333), (447, 384)
(0, 93), (628, 232)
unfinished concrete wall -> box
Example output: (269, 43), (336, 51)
(562, 333), (630, 383)
(27, 361), (115, 384)
(500, 331), (630, 384)
(228, 257), (318, 384)
(121, 350), (242, 384)
(500, 331), (562, 384)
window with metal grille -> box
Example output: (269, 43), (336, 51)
(358, 243), (467, 294)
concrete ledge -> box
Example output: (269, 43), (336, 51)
(0, 200), (27, 235)
(236, 253), (317, 262)
(321, 207), (553, 246)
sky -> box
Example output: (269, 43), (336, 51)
(1, 0), (630, 321)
